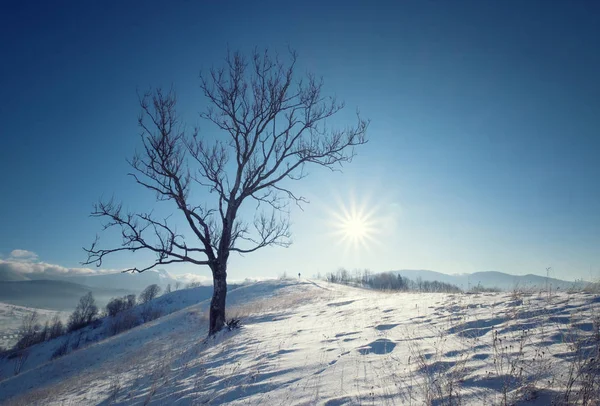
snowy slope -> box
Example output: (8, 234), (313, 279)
(0, 284), (218, 379)
(0, 280), (598, 405)
(0, 304), (67, 349)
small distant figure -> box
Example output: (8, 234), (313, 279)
(298, 272), (301, 279)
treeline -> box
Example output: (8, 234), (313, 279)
(6, 284), (166, 355)
(324, 269), (462, 293)
(11, 291), (100, 352)
(1, 282), (212, 374)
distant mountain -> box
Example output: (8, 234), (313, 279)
(64, 269), (178, 292)
(389, 270), (587, 291)
(0, 280), (133, 311)
(0, 265), (183, 293)
(0, 266), (31, 282)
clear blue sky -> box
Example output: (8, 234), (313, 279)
(1, 0), (599, 282)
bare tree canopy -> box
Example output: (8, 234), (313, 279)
(84, 48), (369, 335)
(139, 284), (161, 304)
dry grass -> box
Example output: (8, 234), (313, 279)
(3, 283), (599, 406)
(407, 331), (470, 405)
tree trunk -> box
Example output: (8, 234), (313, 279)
(208, 261), (228, 335)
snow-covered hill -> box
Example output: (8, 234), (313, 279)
(0, 280), (598, 405)
(0, 304), (67, 350)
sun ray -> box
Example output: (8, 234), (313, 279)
(326, 192), (381, 256)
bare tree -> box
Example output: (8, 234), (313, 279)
(139, 284), (161, 304)
(83, 49), (368, 335)
(48, 315), (64, 340)
(67, 292), (98, 332)
(106, 296), (128, 317)
(15, 312), (41, 350)
(126, 294), (137, 308)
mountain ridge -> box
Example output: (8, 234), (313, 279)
(0, 279), (135, 311)
(388, 269), (587, 291)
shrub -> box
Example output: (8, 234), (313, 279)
(13, 350), (29, 375)
(226, 318), (241, 330)
(67, 292), (99, 332)
(51, 338), (70, 359)
(556, 315), (600, 405)
(108, 310), (140, 336)
(140, 305), (162, 323)
(14, 312), (44, 350)
(48, 315), (65, 340)
(139, 284), (161, 304)
(106, 297), (128, 317)
(470, 283), (502, 293)
(126, 294), (136, 308)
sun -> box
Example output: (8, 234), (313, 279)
(329, 200), (378, 251)
(342, 214), (368, 239)
(322, 188), (385, 256)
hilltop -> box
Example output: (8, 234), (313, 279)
(0, 279), (598, 405)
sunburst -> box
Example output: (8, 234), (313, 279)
(330, 197), (378, 252)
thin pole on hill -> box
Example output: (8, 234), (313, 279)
(546, 267), (552, 300)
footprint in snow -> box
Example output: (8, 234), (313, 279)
(444, 350), (461, 357)
(357, 338), (396, 355)
(334, 331), (360, 338)
(327, 300), (357, 307)
(373, 323), (399, 331)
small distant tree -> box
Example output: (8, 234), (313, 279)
(83, 48), (369, 335)
(126, 294), (137, 308)
(339, 268), (350, 284)
(40, 320), (50, 341)
(14, 312), (41, 350)
(106, 297), (127, 317)
(13, 350), (29, 375)
(165, 283), (172, 294)
(139, 284), (161, 304)
(68, 292), (98, 332)
(48, 315), (64, 340)
(416, 277), (424, 292)
(174, 281), (182, 291)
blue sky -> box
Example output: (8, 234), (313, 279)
(1, 0), (599, 282)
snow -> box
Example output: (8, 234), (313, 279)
(0, 303), (67, 349)
(0, 279), (598, 405)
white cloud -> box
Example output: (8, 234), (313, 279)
(0, 249), (122, 277)
(0, 259), (120, 277)
(171, 273), (212, 285)
(169, 273), (276, 286)
(9, 249), (39, 261)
